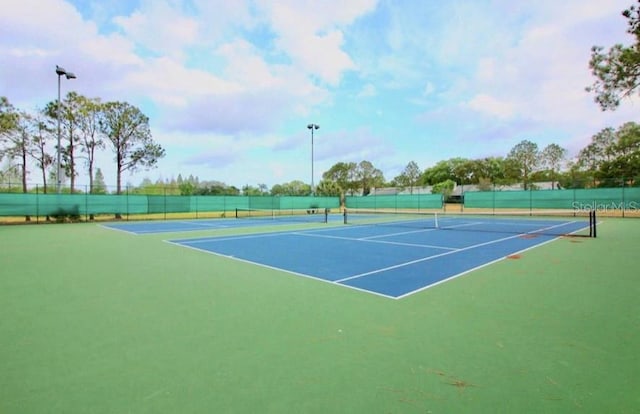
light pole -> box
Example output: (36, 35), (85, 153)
(56, 65), (76, 193)
(307, 123), (319, 195)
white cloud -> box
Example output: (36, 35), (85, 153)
(79, 34), (143, 67)
(122, 57), (241, 107)
(258, 0), (377, 85)
(113, 0), (199, 61)
(466, 94), (515, 120)
(216, 39), (281, 88)
(5, 47), (53, 58)
(0, 0), (91, 47)
(193, 0), (257, 41)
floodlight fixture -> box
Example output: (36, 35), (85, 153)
(56, 65), (77, 193)
(307, 124), (320, 194)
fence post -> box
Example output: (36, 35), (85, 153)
(529, 185), (533, 216)
(85, 184), (88, 222)
(622, 177), (626, 218)
(492, 183), (496, 215)
(36, 184), (39, 223)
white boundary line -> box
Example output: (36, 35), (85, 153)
(393, 221), (594, 299)
(168, 223), (364, 244)
(172, 231), (297, 244)
(164, 220), (594, 300)
(334, 231), (527, 283)
(163, 239), (397, 300)
(99, 215), (334, 235)
(359, 228), (438, 239)
(100, 219), (233, 235)
(336, 220), (585, 284)
(131, 221), (232, 234)
(98, 223), (140, 235)
(293, 231), (457, 250)
(394, 235), (562, 299)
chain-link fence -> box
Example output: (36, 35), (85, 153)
(456, 178), (640, 217)
(2, 178), (639, 222)
(0, 193), (340, 222)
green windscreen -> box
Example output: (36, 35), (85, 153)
(345, 194), (443, 210)
(247, 196), (340, 211)
(189, 196), (249, 213)
(0, 193), (147, 216)
(147, 195), (190, 213)
(279, 196), (340, 210)
(464, 188), (640, 211)
(0, 193), (342, 218)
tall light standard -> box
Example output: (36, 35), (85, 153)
(307, 123), (319, 194)
(55, 65), (76, 193)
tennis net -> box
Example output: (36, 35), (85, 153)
(343, 209), (596, 237)
(235, 207), (329, 224)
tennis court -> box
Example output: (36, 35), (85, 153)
(2, 214), (639, 413)
(168, 212), (594, 298)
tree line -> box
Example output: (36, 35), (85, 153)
(313, 125), (639, 198)
(2, 87), (638, 198)
(125, 121), (640, 199)
(0, 94), (165, 195)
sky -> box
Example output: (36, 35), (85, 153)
(1, 0), (639, 189)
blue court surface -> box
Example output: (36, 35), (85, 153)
(167, 217), (590, 299)
(101, 214), (334, 234)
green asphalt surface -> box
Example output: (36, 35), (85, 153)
(1, 218), (639, 413)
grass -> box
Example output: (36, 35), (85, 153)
(1, 218), (639, 413)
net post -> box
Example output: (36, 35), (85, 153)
(592, 209), (597, 238)
(235, 208), (239, 219)
(343, 208), (347, 224)
(434, 211), (439, 229)
(324, 208), (329, 223)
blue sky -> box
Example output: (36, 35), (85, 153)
(1, 0), (638, 189)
